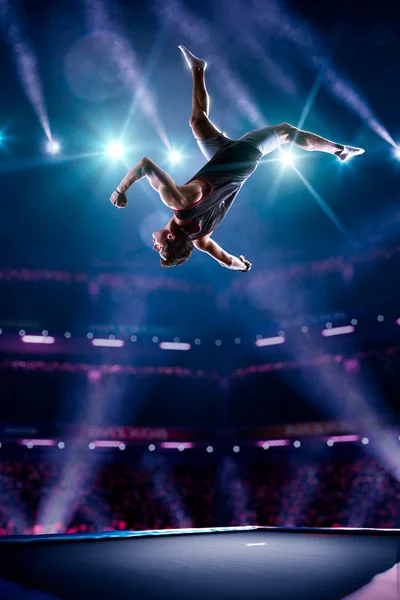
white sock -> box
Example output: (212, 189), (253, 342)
(179, 45), (207, 70)
(337, 145), (365, 163)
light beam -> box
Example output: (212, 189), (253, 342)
(250, 0), (396, 147)
(0, 0), (52, 141)
(82, 1), (171, 150)
(155, 0), (265, 127)
(293, 165), (354, 242)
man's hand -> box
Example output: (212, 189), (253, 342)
(195, 238), (252, 272)
(239, 255), (252, 273)
(110, 190), (128, 209)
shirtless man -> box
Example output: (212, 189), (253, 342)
(110, 46), (365, 272)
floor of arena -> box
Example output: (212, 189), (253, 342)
(0, 526), (398, 600)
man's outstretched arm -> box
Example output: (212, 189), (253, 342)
(195, 238), (252, 272)
(110, 157), (183, 209)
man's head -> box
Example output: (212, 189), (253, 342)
(152, 227), (194, 268)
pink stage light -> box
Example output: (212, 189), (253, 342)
(22, 335), (55, 344)
(256, 439), (290, 447)
(20, 439), (56, 447)
(396, 318), (400, 326)
(159, 342), (191, 351)
(255, 336), (285, 347)
(344, 358), (361, 374)
(321, 325), (355, 337)
(327, 435), (360, 443)
(92, 440), (124, 448)
(160, 442), (194, 449)
(91, 338), (124, 348)
(88, 369), (102, 383)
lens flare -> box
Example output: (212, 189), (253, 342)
(107, 142), (125, 159)
(279, 150), (294, 166)
(46, 140), (61, 155)
(169, 150), (182, 164)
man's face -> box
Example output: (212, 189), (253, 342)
(152, 230), (175, 260)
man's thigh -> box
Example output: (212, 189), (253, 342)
(196, 135), (231, 161)
(236, 126), (281, 156)
(190, 113), (232, 160)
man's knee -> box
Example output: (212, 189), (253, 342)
(189, 111), (207, 128)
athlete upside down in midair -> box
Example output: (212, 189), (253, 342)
(110, 46), (365, 272)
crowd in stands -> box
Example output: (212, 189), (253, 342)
(0, 452), (399, 535)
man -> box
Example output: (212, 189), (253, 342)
(110, 46), (365, 272)
(341, 563), (399, 600)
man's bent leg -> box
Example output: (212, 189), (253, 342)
(189, 68), (231, 160)
(179, 45), (223, 140)
(275, 122), (365, 162)
(180, 46), (231, 160)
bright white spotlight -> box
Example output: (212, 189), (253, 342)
(46, 140), (61, 155)
(108, 141), (125, 159)
(169, 150), (182, 164)
(394, 147), (400, 159)
(280, 150), (294, 166)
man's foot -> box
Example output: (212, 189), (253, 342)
(179, 45), (207, 71)
(336, 145), (365, 163)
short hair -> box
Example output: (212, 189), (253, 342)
(160, 228), (194, 268)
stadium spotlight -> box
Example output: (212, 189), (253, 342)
(280, 150), (294, 166)
(394, 147), (400, 160)
(107, 141), (125, 159)
(46, 139), (61, 155)
(169, 149), (182, 164)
